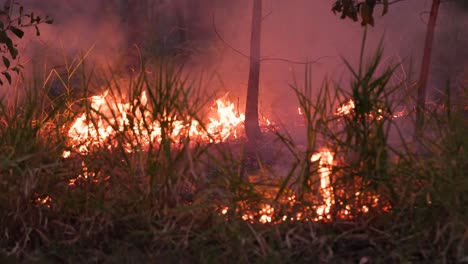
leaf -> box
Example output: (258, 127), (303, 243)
(332, 1), (343, 14)
(2, 56), (10, 69)
(0, 31), (9, 44)
(9, 46), (18, 60)
(35, 25), (40, 36)
(9, 26), (24, 38)
(360, 3), (375, 26)
(382, 0), (389, 16)
(12, 66), (20, 74)
(2, 72), (11, 84)
(45, 16), (53, 24)
(0, 31), (18, 59)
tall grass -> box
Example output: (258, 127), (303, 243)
(0, 38), (466, 263)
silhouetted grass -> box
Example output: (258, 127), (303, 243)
(0, 39), (466, 263)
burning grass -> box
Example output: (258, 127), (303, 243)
(0, 52), (467, 263)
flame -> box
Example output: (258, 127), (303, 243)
(311, 150), (334, 220)
(335, 99), (407, 119)
(68, 161), (97, 186)
(206, 98), (245, 143)
(63, 91), (271, 157)
(336, 100), (355, 116)
(62, 91), (392, 224)
(218, 148), (390, 223)
(35, 195), (52, 208)
(298, 107), (303, 116)
(258, 204), (274, 224)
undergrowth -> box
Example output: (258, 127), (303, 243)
(0, 40), (466, 263)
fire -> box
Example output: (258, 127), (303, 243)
(206, 98), (245, 142)
(63, 91), (268, 157)
(218, 148), (390, 223)
(336, 100), (355, 116)
(311, 150), (334, 220)
(258, 204), (274, 224)
(35, 195), (52, 208)
(62, 91), (390, 224)
(335, 99), (407, 119)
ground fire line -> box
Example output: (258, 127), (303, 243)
(48, 91), (398, 223)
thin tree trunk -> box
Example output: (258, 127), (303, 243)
(415, 0), (441, 137)
(245, 0), (262, 142)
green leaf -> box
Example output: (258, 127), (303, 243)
(2, 56), (10, 69)
(0, 31), (18, 59)
(0, 31), (9, 44)
(9, 46), (18, 60)
(2, 72), (11, 84)
(9, 26), (24, 38)
(11, 66), (20, 74)
(382, 0), (389, 16)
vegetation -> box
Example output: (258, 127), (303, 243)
(0, 0), (52, 85)
(0, 27), (466, 263)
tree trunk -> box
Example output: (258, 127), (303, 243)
(415, 0), (441, 137)
(245, 0), (262, 143)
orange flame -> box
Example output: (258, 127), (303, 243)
(63, 91), (270, 157)
(336, 100), (355, 116)
(311, 150), (334, 220)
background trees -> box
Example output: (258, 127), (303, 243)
(331, 0), (448, 138)
(245, 0), (262, 143)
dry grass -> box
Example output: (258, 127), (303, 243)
(0, 44), (467, 263)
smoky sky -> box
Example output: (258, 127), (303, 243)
(9, 0), (468, 113)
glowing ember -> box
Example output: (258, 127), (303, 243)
(35, 195), (52, 208)
(68, 161), (96, 186)
(298, 107), (303, 116)
(258, 204), (274, 224)
(311, 150), (334, 220)
(336, 100), (355, 116)
(62, 91), (391, 224)
(335, 99), (407, 119)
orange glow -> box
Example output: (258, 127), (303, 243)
(336, 100), (355, 116)
(63, 91), (271, 157)
(297, 107), (303, 116)
(62, 91), (391, 224)
(311, 150), (334, 220)
(218, 149), (391, 224)
(35, 195), (52, 208)
(335, 99), (407, 119)
(206, 98), (245, 143)
(258, 204), (274, 224)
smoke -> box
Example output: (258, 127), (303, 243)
(431, 0), (468, 103)
(190, 0), (431, 117)
(6, 0), (466, 112)
(21, 0), (126, 69)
